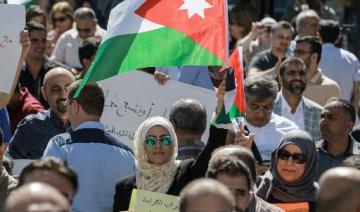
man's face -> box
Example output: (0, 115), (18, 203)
(281, 63), (307, 95)
(23, 170), (75, 204)
(320, 104), (353, 142)
(245, 96), (275, 127)
(75, 18), (96, 39)
(299, 17), (319, 36)
(217, 173), (252, 212)
(43, 74), (74, 119)
(294, 42), (313, 68)
(28, 30), (46, 59)
(271, 28), (292, 52)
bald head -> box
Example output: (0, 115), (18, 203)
(5, 182), (70, 212)
(41, 68), (74, 120)
(317, 167), (360, 212)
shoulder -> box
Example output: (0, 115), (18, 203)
(104, 132), (134, 154)
(49, 133), (71, 147)
(17, 110), (50, 128)
(116, 174), (136, 188)
(271, 113), (298, 128)
(58, 28), (77, 41)
(302, 97), (323, 111)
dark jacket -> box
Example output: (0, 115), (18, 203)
(113, 125), (227, 211)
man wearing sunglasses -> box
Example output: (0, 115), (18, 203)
(43, 81), (135, 211)
(51, 7), (106, 70)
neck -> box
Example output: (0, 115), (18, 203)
(25, 57), (44, 80)
(176, 133), (202, 146)
(282, 90), (302, 113)
(71, 116), (100, 129)
(326, 136), (350, 156)
(306, 66), (319, 81)
(271, 47), (285, 58)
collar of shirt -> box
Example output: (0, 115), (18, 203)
(317, 135), (360, 155)
(280, 92), (304, 114)
(308, 71), (323, 85)
(48, 109), (68, 131)
(73, 121), (104, 131)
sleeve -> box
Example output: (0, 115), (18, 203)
(0, 108), (12, 143)
(113, 177), (134, 212)
(42, 136), (67, 161)
(186, 125), (228, 179)
(50, 34), (67, 64)
(6, 119), (33, 159)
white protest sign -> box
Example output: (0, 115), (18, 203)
(0, 4), (25, 94)
(99, 71), (216, 148)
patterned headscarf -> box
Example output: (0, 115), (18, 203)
(134, 116), (181, 193)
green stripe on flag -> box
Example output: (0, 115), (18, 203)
(83, 27), (225, 84)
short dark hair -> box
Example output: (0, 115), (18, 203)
(271, 21), (294, 35)
(68, 81), (105, 117)
(319, 20), (341, 44)
(18, 157), (78, 192)
(26, 21), (46, 34)
(279, 57), (307, 76)
(169, 98), (207, 135)
(325, 97), (356, 123)
(79, 37), (100, 66)
(296, 36), (322, 64)
(244, 75), (278, 100)
(207, 156), (252, 190)
(26, 5), (46, 27)
(342, 155), (360, 170)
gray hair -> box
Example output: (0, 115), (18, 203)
(169, 98), (207, 135)
(244, 76), (278, 100)
(74, 7), (96, 20)
(295, 9), (320, 31)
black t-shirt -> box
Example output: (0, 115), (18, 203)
(249, 50), (282, 71)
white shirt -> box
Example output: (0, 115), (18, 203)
(280, 92), (305, 130)
(51, 25), (106, 69)
(244, 113), (299, 161)
(319, 43), (360, 100)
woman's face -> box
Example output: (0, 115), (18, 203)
(276, 144), (306, 183)
(53, 11), (72, 34)
(144, 125), (173, 165)
(230, 19), (244, 40)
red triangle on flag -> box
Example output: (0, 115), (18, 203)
(136, 0), (228, 63)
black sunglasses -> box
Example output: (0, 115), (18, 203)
(277, 149), (306, 164)
(77, 27), (92, 33)
(52, 16), (68, 23)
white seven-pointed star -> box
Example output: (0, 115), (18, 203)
(179, 0), (213, 19)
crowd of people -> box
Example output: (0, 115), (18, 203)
(0, 0), (360, 212)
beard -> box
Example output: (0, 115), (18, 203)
(56, 98), (68, 113)
(283, 80), (306, 95)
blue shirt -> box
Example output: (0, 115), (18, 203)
(43, 121), (136, 212)
(6, 109), (67, 159)
(0, 108), (12, 143)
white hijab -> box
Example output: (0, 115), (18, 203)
(134, 116), (181, 193)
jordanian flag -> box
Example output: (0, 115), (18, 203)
(215, 47), (246, 128)
(77, 0), (228, 95)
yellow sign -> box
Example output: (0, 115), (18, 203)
(129, 189), (179, 212)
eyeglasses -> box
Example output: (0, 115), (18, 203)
(52, 16), (68, 23)
(294, 49), (312, 56)
(77, 27), (92, 33)
(144, 135), (172, 148)
(277, 149), (306, 164)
